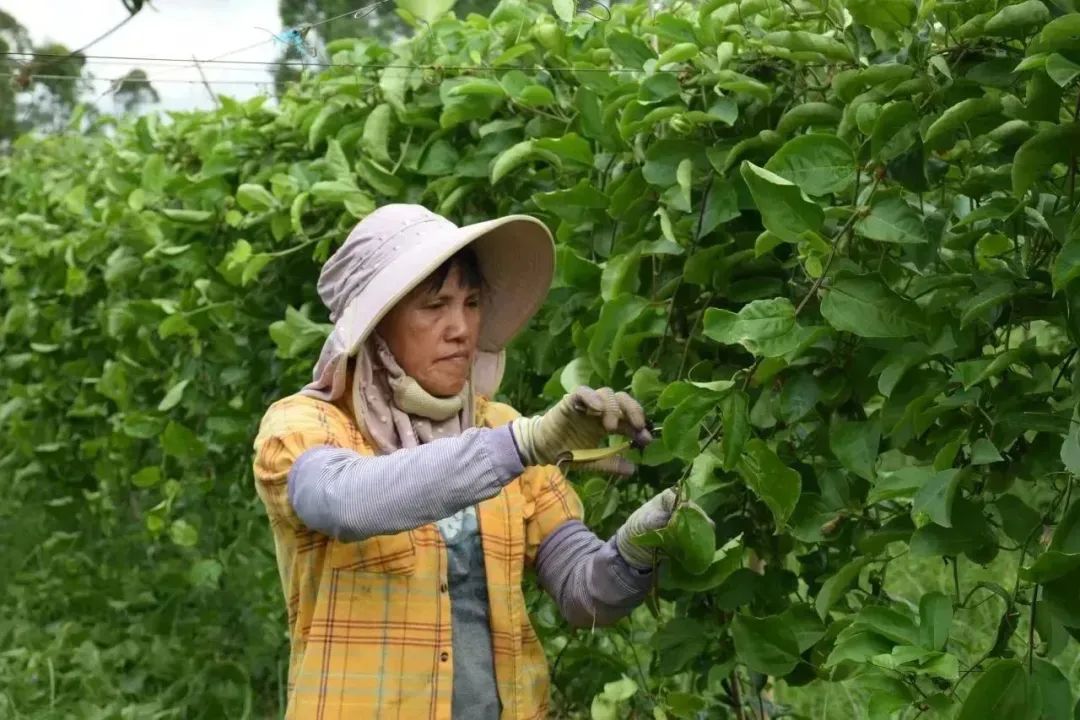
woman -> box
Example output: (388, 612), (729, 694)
(252, 204), (693, 719)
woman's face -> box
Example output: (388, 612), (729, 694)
(377, 264), (481, 397)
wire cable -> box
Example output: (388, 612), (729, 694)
(2, 51), (654, 75)
(0, 72), (276, 87)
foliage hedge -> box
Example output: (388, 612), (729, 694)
(3, 0), (1080, 717)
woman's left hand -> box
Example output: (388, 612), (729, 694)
(615, 488), (713, 569)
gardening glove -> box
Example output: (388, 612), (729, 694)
(615, 488), (713, 570)
(510, 386), (653, 477)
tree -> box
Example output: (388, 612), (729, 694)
(0, 2), (155, 146)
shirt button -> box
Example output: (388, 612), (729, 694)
(440, 582), (448, 593)
(440, 651), (449, 662)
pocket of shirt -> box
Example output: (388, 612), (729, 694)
(329, 531), (417, 575)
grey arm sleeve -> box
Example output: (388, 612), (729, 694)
(534, 519), (655, 629)
(287, 424), (525, 541)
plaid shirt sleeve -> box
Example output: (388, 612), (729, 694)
(480, 399), (585, 567)
(252, 396), (347, 531)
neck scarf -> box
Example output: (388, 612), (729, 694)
(344, 334), (474, 454)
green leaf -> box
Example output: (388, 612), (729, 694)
(324, 139), (352, 183)
(997, 494), (1042, 545)
(639, 74), (682, 103)
(667, 504), (716, 575)
(517, 85), (556, 107)
(869, 465), (934, 504)
(761, 31), (853, 61)
(924, 97), (1001, 150)
(970, 438), (1003, 465)
(731, 613), (801, 676)
(1033, 659), (1073, 720)
(158, 379), (190, 412)
(740, 161), (824, 242)
(159, 208), (213, 224)
(1013, 122), (1080, 197)
(957, 660), (1041, 720)
(856, 193), (929, 244)
(698, 179), (740, 237)
(362, 103), (393, 164)
(960, 281), (1015, 329)
(830, 419), (880, 481)
(780, 603), (826, 652)
(552, 0), (574, 22)
(600, 248), (640, 300)
(162, 421), (206, 462)
(1054, 237), (1080, 291)
(1031, 14), (1080, 54)
(776, 102), (842, 135)
(449, 79), (506, 97)
(587, 295), (648, 381)
(983, 0), (1051, 37)
(490, 140), (535, 184)
(663, 393), (718, 460)
(737, 439), (801, 528)
(169, 519), (199, 548)
(919, 592), (953, 651)
(1021, 552), (1080, 583)
(720, 391), (751, 471)
(656, 42), (699, 66)
(132, 466), (162, 488)
(310, 181), (370, 206)
(816, 558), (869, 619)
(853, 606), (920, 645)
(608, 31), (656, 68)
(764, 134), (856, 196)
(397, 0), (456, 22)
(847, 0), (916, 32)
(912, 469), (962, 528)
(661, 536), (743, 592)
(871, 101), (920, 162)
(188, 558), (223, 590)
(534, 134), (594, 166)
(821, 276), (927, 338)
(1063, 414), (1080, 480)
(651, 618), (709, 674)
(703, 298), (796, 352)
(1047, 53), (1080, 87)
(534, 179), (609, 223)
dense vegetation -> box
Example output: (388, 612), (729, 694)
(2, 0), (1080, 717)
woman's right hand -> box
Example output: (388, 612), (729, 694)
(510, 386), (653, 475)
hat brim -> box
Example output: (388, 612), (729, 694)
(333, 214), (555, 359)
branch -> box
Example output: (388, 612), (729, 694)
(1069, 92), (1080, 209)
(653, 173), (716, 365)
(1027, 587), (1038, 675)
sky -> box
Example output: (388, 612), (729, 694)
(3, 0), (287, 112)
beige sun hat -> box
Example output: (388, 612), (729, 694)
(299, 203), (555, 402)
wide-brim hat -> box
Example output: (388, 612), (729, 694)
(300, 203), (555, 402)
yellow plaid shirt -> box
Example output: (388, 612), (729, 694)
(252, 386), (584, 720)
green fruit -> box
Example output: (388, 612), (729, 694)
(532, 21), (561, 52)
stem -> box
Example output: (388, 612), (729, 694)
(793, 176), (881, 317)
(675, 417), (723, 501)
(1027, 586), (1038, 675)
(730, 671), (747, 720)
(653, 173), (716, 365)
(677, 291), (714, 379)
(1069, 92), (1080, 209)
(391, 126), (413, 175)
(615, 626), (655, 703)
(1053, 348), (1076, 390)
(952, 558), (961, 605)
